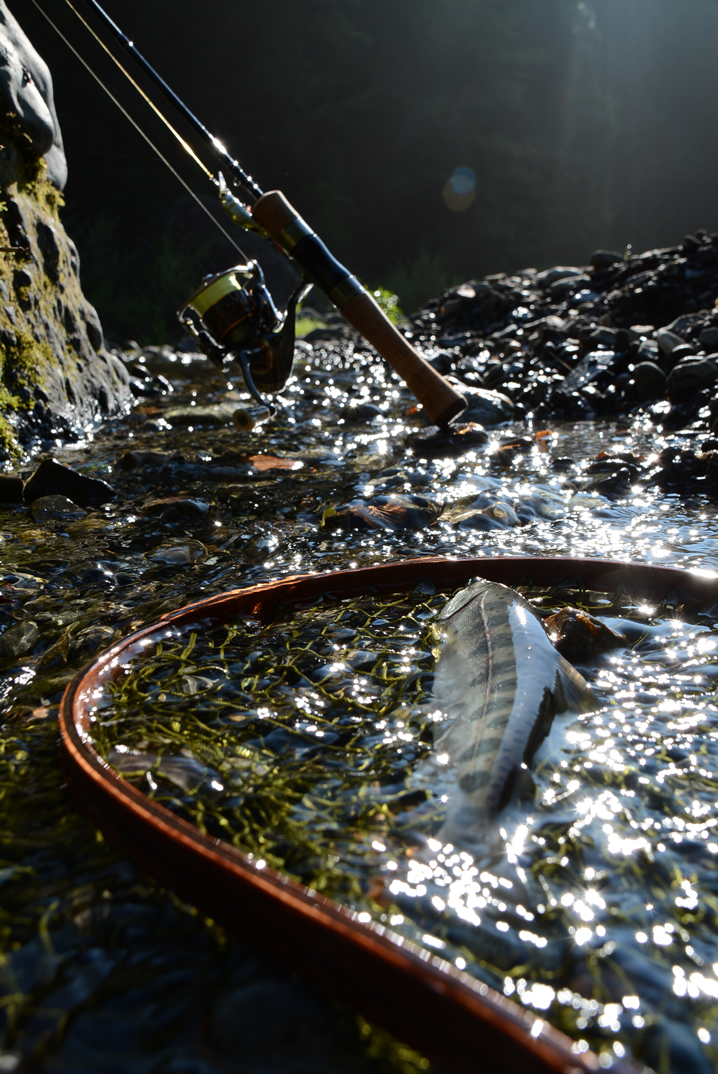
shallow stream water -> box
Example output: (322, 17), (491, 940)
(1, 338), (718, 1073)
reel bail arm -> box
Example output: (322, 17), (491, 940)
(178, 262), (312, 427)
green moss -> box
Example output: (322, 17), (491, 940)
(0, 121), (89, 458)
(28, 176), (64, 219)
(0, 414), (20, 460)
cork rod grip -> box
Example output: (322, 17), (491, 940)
(339, 291), (466, 425)
(252, 191), (467, 426)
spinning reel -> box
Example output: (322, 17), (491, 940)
(178, 261), (309, 430)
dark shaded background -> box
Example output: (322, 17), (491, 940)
(19, 0), (718, 340)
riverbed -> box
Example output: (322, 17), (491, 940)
(1, 336), (717, 1073)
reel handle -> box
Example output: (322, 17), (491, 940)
(252, 191), (467, 427)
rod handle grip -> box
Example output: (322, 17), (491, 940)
(339, 291), (466, 425)
(252, 191), (466, 426)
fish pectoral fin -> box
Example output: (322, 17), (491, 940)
(496, 763), (536, 811)
(522, 684), (556, 764)
(514, 764), (537, 803)
(554, 655), (599, 713)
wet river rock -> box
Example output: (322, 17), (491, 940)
(30, 493), (87, 523)
(0, 302), (716, 1073)
(0, 2), (130, 458)
(405, 228), (718, 432)
(544, 606), (626, 663)
(323, 495), (443, 531)
(23, 457), (115, 507)
(0, 1), (66, 188)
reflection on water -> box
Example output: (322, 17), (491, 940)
(2, 340), (718, 1069)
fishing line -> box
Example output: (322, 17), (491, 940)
(60, 0), (214, 184)
(29, 0), (250, 259)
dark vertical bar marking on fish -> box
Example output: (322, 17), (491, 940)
(432, 579), (596, 843)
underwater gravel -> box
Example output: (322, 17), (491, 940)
(1, 235), (718, 1071)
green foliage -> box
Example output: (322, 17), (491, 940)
(382, 249), (460, 315)
(295, 310), (327, 337)
(371, 287), (404, 324)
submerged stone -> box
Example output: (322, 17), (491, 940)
(451, 502), (521, 529)
(409, 422), (489, 459)
(117, 449), (178, 470)
(163, 403), (238, 426)
(142, 497), (210, 519)
(147, 539), (206, 564)
(0, 618), (38, 656)
(323, 494), (442, 531)
(30, 493), (86, 522)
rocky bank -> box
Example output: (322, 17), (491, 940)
(0, 1), (129, 460)
(408, 231), (718, 433)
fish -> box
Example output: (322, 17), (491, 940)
(431, 578), (597, 842)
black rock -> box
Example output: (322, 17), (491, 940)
(0, 475), (24, 504)
(23, 458), (115, 507)
(343, 402), (383, 423)
(590, 250), (623, 269)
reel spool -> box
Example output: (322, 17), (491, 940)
(178, 261), (308, 418)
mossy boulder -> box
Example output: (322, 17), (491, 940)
(0, 2), (130, 460)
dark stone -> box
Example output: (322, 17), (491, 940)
(117, 450), (176, 470)
(428, 350), (456, 374)
(23, 458), (115, 507)
(0, 475), (24, 503)
(587, 326), (616, 346)
(669, 343), (699, 364)
(550, 273), (591, 297)
(562, 350), (618, 392)
(30, 493), (87, 522)
(590, 250), (623, 269)
(666, 357), (718, 397)
(142, 497), (210, 518)
(343, 402), (383, 423)
(633, 361), (666, 401)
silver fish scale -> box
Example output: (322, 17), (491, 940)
(433, 578), (595, 826)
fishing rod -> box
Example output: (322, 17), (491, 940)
(50, 0), (468, 427)
(76, 0), (262, 202)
